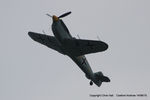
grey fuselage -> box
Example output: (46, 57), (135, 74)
(52, 19), (94, 80)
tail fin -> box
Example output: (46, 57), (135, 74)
(93, 71), (110, 87)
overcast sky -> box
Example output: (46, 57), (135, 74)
(0, 0), (150, 100)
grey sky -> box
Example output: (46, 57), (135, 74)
(0, 0), (150, 100)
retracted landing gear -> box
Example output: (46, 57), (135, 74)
(90, 81), (93, 86)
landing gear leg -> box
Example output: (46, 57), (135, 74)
(90, 81), (93, 86)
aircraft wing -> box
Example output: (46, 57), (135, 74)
(63, 38), (108, 56)
(28, 32), (62, 53)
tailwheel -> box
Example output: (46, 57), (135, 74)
(90, 81), (93, 86)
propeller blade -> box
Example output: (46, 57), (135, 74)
(58, 11), (71, 18)
(46, 14), (52, 17)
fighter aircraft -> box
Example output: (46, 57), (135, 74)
(28, 11), (110, 87)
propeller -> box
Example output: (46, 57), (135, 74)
(46, 14), (52, 17)
(46, 11), (71, 19)
(58, 11), (71, 18)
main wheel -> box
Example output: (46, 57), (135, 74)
(90, 81), (93, 86)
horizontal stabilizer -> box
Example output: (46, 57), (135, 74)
(93, 71), (110, 87)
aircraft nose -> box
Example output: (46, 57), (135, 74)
(52, 15), (59, 21)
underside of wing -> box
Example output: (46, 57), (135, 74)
(28, 32), (62, 53)
(63, 38), (108, 56)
